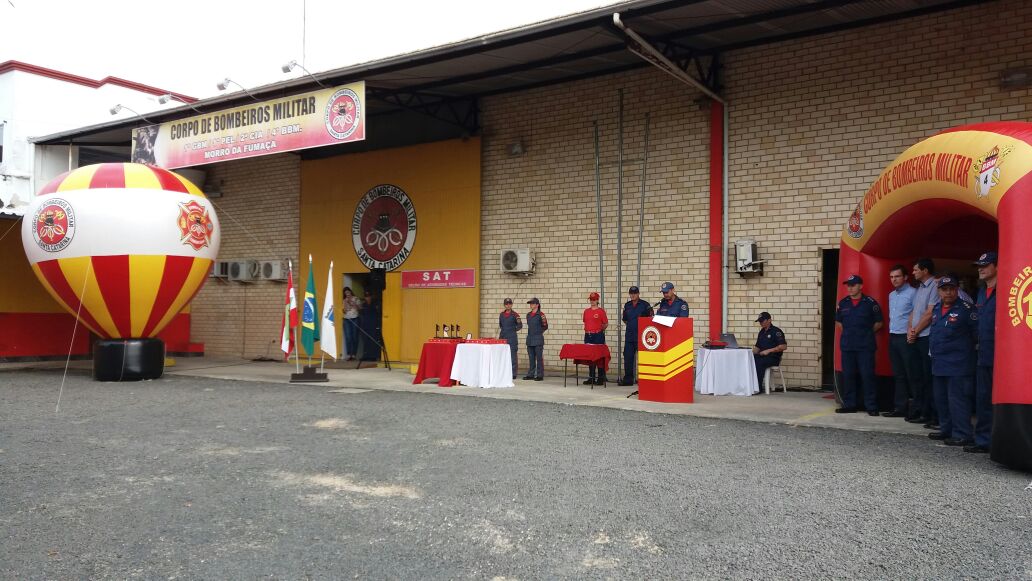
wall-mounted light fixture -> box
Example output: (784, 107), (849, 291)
(109, 104), (155, 123)
(158, 93), (204, 114)
(216, 78), (261, 101)
(281, 60), (327, 88)
(506, 141), (526, 156)
(999, 68), (1032, 89)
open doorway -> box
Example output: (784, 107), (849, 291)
(342, 272), (383, 362)
(820, 248), (839, 391)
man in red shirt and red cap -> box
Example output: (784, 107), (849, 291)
(583, 292), (609, 385)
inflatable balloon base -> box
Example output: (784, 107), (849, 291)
(94, 338), (165, 382)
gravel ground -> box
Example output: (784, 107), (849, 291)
(1, 369), (1030, 580)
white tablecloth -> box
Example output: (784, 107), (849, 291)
(449, 344), (515, 388)
(695, 347), (759, 396)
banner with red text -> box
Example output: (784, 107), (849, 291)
(131, 81), (365, 169)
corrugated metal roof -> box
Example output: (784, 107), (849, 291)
(34, 0), (982, 147)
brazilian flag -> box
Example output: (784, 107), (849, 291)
(301, 256), (320, 357)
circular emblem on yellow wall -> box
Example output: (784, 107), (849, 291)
(351, 184), (417, 271)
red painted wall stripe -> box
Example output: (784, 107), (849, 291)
(34, 260), (107, 337)
(91, 255), (133, 338)
(141, 256), (195, 337)
(87, 162), (127, 189)
(708, 102), (724, 340)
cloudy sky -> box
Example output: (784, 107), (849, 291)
(1, 0), (624, 99)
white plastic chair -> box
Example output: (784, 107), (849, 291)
(764, 366), (787, 394)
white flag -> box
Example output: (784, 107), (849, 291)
(320, 261), (338, 360)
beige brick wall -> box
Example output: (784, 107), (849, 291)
(479, 69), (712, 375)
(480, 0), (1032, 382)
(722, 0), (1032, 385)
(190, 154), (300, 359)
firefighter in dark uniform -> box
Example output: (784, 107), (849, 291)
(835, 274), (884, 415)
(656, 282), (689, 317)
(752, 312), (787, 393)
(498, 298), (523, 380)
(927, 275), (978, 446)
(523, 298), (548, 381)
(618, 286), (654, 386)
(968, 251), (997, 454)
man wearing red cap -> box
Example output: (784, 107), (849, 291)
(583, 292), (609, 385)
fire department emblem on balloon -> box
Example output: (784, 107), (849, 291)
(973, 145), (1012, 199)
(352, 184), (417, 271)
(846, 203), (864, 239)
(33, 198), (76, 252)
(642, 325), (661, 351)
(325, 88), (363, 140)
(178, 200), (214, 250)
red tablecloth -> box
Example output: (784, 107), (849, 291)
(558, 343), (611, 370)
(414, 340), (462, 386)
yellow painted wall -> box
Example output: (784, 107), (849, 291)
(300, 138), (481, 362)
(0, 220), (63, 312)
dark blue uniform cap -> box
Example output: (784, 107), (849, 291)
(661, 282), (674, 292)
(527, 297), (540, 305)
(503, 298), (513, 304)
(629, 286), (640, 294)
(973, 251), (997, 266)
(842, 274), (863, 285)
(755, 311), (771, 322)
(937, 276), (959, 288)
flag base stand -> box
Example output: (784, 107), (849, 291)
(290, 365), (328, 383)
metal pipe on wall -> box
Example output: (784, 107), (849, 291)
(593, 121), (604, 311)
(616, 89), (624, 373)
(637, 112), (650, 287)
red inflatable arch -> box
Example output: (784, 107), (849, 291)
(837, 122), (1032, 472)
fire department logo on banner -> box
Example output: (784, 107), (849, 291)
(325, 88), (363, 140)
(178, 200), (215, 250)
(642, 325), (662, 351)
(352, 184), (417, 271)
(846, 203), (864, 239)
(33, 198), (75, 252)
(1009, 265), (1032, 331)
(973, 145), (1012, 199)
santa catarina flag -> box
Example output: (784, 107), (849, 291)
(280, 260), (298, 358)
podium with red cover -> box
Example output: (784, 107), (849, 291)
(637, 317), (695, 403)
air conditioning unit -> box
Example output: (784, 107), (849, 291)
(209, 260), (230, 278)
(735, 239), (764, 275)
(257, 259), (287, 281)
(500, 248), (535, 275)
(228, 260), (258, 282)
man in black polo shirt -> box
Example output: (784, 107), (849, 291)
(752, 311), (787, 393)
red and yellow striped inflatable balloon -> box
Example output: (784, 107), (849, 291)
(21, 163), (221, 339)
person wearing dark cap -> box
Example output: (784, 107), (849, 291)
(968, 251), (998, 453)
(582, 292), (609, 385)
(835, 274), (884, 415)
(618, 286), (654, 386)
(927, 275), (978, 447)
(524, 298), (548, 381)
(656, 282), (689, 317)
(752, 312), (787, 393)
(499, 298), (523, 380)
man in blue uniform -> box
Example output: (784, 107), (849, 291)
(656, 282), (689, 317)
(752, 312), (787, 393)
(498, 298), (523, 380)
(523, 298), (548, 381)
(927, 276), (978, 446)
(968, 251), (997, 453)
(618, 286), (654, 386)
(835, 274), (884, 415)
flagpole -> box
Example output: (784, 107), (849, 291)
(308, 253), (313, 368)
